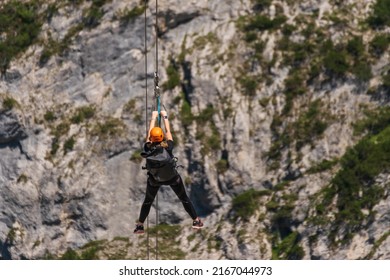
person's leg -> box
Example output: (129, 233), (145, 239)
(138, 179), (160, 223)
(169, 175), (198, 220)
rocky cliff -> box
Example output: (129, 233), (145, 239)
(0, 0), (389, 260)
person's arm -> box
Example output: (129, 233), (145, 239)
(160, 111), (173, 141)
(146, 111), (159, 141)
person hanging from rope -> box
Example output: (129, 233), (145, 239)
(134, 110), (203, 234)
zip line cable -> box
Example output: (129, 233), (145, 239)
(154, 0), (159, 260)
(143, 0), (150, 261)
(144, 0), (160, 260)
(154, 0), (159, 82)
(154, 0), (161, 128)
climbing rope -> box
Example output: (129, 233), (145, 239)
(143, 0), (160, 261)
(143, 0), (150, 261)
(154, 0), (161, 128)
(154, 0), (160, 260)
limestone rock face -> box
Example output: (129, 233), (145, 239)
(0, 0), (389, 259)
(0, 111), (27, 144)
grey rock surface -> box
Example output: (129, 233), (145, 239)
(0, 0), (389, 260)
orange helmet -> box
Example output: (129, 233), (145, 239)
(149, 127), (164, 142)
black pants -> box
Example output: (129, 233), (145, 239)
(138, 175), (198, 223)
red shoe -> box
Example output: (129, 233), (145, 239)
(192, 218), (203, 229)
(134, 224), (144, 234)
